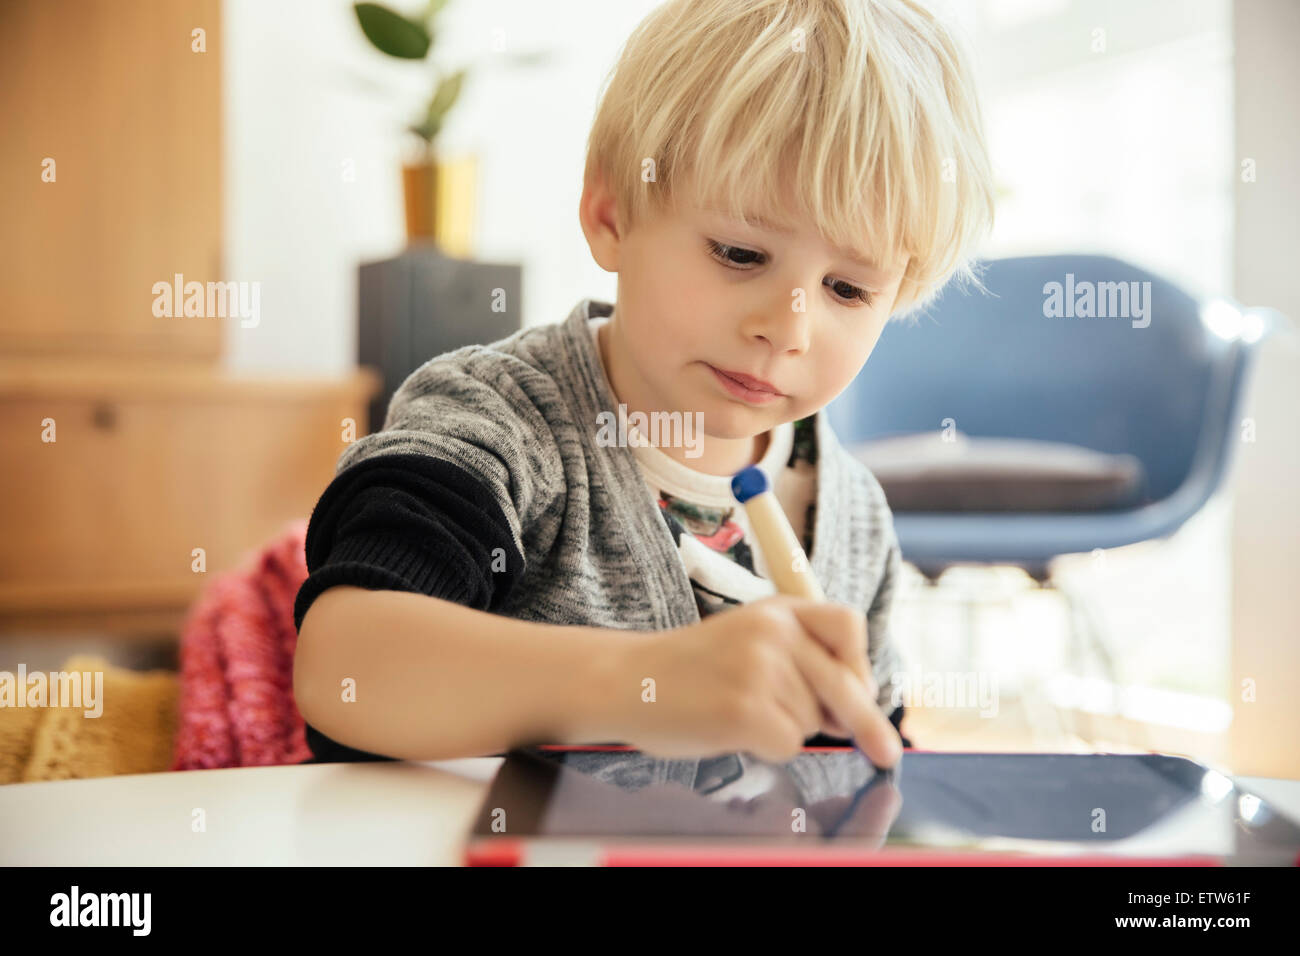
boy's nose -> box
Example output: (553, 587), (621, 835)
(749, 313), (812, 355)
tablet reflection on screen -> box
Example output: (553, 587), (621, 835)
(507, 749), (1300, 861)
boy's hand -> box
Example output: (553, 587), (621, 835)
(614, 595), (902, 768)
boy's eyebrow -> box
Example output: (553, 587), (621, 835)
(701, 206), (891, 274)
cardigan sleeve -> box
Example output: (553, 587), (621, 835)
(292, 452), (524, 633)
(865, 515), (905, 715)
(332, 347), (568, 566)
(292, 346), (566, 763)
(291, 452), (526, 765)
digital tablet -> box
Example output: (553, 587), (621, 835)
(464, 746), (1300, 866)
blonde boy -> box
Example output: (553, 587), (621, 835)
(293, 0), (994, 773)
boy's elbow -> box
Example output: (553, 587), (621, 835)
(293, 619), (325, 727)
(293, 586), (357, 725)
(292, 647), (322, 727)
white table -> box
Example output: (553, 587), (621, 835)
(1, 759), (1296, 866)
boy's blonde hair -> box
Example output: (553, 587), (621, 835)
(584, 0), (995, 317)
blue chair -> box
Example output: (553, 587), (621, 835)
(828, 254), (1278, 582)
(828, 254), (1282, 745)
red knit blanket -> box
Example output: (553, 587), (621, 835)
(171, 519), (312, 769)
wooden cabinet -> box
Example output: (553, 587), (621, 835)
(0, 0), (224, 360)
(0, 360), (380, 635)
(0, 0), (383, 637)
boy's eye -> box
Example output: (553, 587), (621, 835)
(827, 279), (876, 307)
(705, 239), (876, 307)
(706, 239), (763, 267)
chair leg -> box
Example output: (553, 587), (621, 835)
(1054, 580), (1149, 752)
(1008, 585), (1077, 748)
(948, 566), (1072, 747)
(962, 581), (979, 675)
(1020, 674), (1074, 747)
(1060, 590), (1094, 744)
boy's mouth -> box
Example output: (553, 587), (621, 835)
(705, 364), (785, 404)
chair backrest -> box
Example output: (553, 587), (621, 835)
(827, 254), (1239, 503)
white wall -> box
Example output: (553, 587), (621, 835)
(969, 0), (1234, 297)
(222, 0), (660, 374)
(224, 0), (1241, 375)
(1229, 0), (1300, 778)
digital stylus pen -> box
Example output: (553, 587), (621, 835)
(731, 463), (894, 771)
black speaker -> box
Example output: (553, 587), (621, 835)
(357, 242), (523, 434)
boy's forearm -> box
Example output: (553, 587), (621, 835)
(293, 585), (645, 761)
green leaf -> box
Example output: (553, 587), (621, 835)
(422, 0), (453, 26)
(407, 122), (436, 144)
(410, 69), (466, 143)
(354, 3), (431, 59)
(426, 69), (466, 123)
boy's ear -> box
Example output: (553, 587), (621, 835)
(579, 167), (622, 273)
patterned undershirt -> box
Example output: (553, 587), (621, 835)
(588, 316), (820, 620)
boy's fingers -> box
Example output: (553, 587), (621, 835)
(784, 601), (887, 746)
(770, 653), (825, 737)
(787, 601), (875, 696)
(819, 706), (853, 740)
(787, 633), (902, 768)
(747, 702), (807, 764)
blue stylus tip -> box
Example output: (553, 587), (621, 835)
(731, 465), (770, 503)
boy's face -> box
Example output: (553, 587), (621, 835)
(581, 166), (908, 472)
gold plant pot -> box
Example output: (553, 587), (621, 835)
(402, 154), (477, 256)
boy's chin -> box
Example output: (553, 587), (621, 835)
(697, 405), (772, 440)
(698, 395), (811, 437)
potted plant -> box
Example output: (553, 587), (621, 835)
(353, 0), (468, 246)
(354, 1), (551, 251)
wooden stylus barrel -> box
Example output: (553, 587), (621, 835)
(731, 465), (825, 601)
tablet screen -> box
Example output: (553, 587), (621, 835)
(469, 748), (1300, 862)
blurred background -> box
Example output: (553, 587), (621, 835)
(0, 0), (1296, 782)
